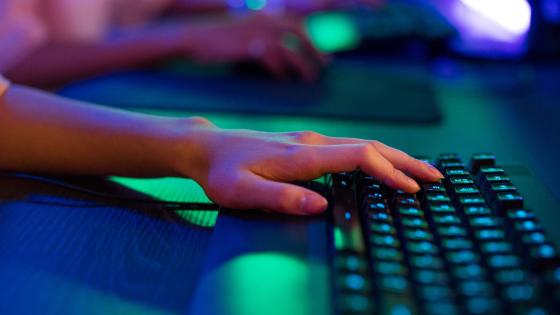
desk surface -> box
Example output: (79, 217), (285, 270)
(1, 59), (559, 315)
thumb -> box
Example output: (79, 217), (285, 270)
(230, 173), (328, 215)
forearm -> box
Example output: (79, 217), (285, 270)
(0, 85), (196, 178)
(7, 23), (189, 87)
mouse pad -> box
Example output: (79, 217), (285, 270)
(58, 58), (441, 123)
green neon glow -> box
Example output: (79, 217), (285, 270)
(224, 253), (308, 315)
(110, 177), (218, 228)
(306, 12), (360, 53)
(246, 0), (267, 10)
(334, 227), (345, 250)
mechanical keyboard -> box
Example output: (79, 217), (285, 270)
(329, 153), (560, 315)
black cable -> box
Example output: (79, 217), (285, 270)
(0, 172), (220, 211)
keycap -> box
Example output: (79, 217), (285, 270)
(424, 302), (461, 315)
(407, 241), (439, 255)
(441, 161), (466, 170)
(338, 293), (374, 314)
(336, 254), (368, 273)
(501, 283), (537, 303)
(491, 183), (517, 194)
(447, 250), (480, 264)
(433, 214), (462, 225)
(495, 192), (524, 214)
(514, 220), (542, 233)
(487, 255), (521, 269)
(437, 153), (461, 165)
(455, 186), (480, 195)
(423, 182), (447, 193)
(395, 195), (420, 207)
(481, 241), (513, 254)
(398, 206), (424, 217)
(475, 229), (506, 240)
(413, 270), (449, 285)
(470, 216), (501, 229)
(507, 209), (536, 221)
(418, 285), (455, 301)
(429, 204), (457, 214)
(479, 165), (505, 176)
(464, 206), (492, 216)
(377, 275), (410, 293)
(459, 195), (487, 207)
(369, 211), (393, 223)
(494, 269), (529, 284)
(367, 201), (388, 213)
(410, 255), (445, 269)
(372, 261), (407, 276)
(370, 222), (397, 235)
(442, 238), (474, 251)
(338, 273), (371, 292)
(464, 297), (503, 315)
(445, 169), (471, 178)
(469, 153), (496, 174)
(450, 177), (475, 186)
(370, 234), (400, 247)
(426, 193), (452, 203)
(402, 217), (429, 229)
(404, 229), (434, 241)
(451, 264), (486, 279)
(438, 226), (468, 238)
(521, 232), (547, 245)
(371, 247), (404, 261)
(458, 280), (495, 296)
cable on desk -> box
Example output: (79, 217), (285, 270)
(0, 172), (221, 211)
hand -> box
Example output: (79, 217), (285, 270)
(182, 13), (328, 82)
(173, 118), (444, 215)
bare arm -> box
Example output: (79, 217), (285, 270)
(6, 23), (188, 87)
(0, 85), (442, 214)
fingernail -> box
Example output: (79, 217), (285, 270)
(407, 177), (421, 192)
(300, 195), (328, 214)
(427, 163), (444, 179)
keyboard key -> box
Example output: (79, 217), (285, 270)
(338, 273), (371, 292)
(370, 222), (397, 235)
(441, 161), (466, 170)
(481, 241), (513, 254)
(407, 241), (439, 255)
(450, 177), (475, 186)
(377, 275), (410, 293)
(495, 192), (524, 214)
(464, 206), (492, 216)
(418, 285), (454, 301)
(336, 254), (368, 273)
(479, 165), (505, 176)
(507, 209), (536, 221)
(413, 270), (449, 285)
(458, 280), (495, 296)
(490, 183), (517, 194)
(401, 218), (429, 229)
(469, 216), (501, 229)
(410, 255), (445, 269)
(403, 229), (434, 241)
(369, 211), (393, 223)
(429, 204), (457, 214)
(521, 232), (547, 246)
(469, 153), (496, 174)
(424, 302), (461, 315)
(397, 206), (423, 217)
(445, 169), (471, 178)
(447, 250), (480, 265)
(475, 229), (506, 241)
(501, 283), (537, 303)
(464, 297), (503, 315)
(422, 182), (446, 193)
(438, 225), (468, 238)
(494, 269), (529, 284)
(514, 220), (542, 233)
(459, 195), (487, 207)
(338, 293), (374, 314)
(371, 248), (403, 262)
(487, 255), (521, 269)
(433, 214), (462, 225)
(370, 234), (400, 248)
(451, 264), (486, 279)
(372, 261), (407, 276)
(455, 186), (480, 195)
(426, 193), (452, 203)
(442, 238), (474, 251)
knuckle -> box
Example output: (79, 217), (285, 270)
(294, 130), (322, 143)
(187, 116), (213, 127)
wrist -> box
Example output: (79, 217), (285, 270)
(164, 116), (216, 181)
